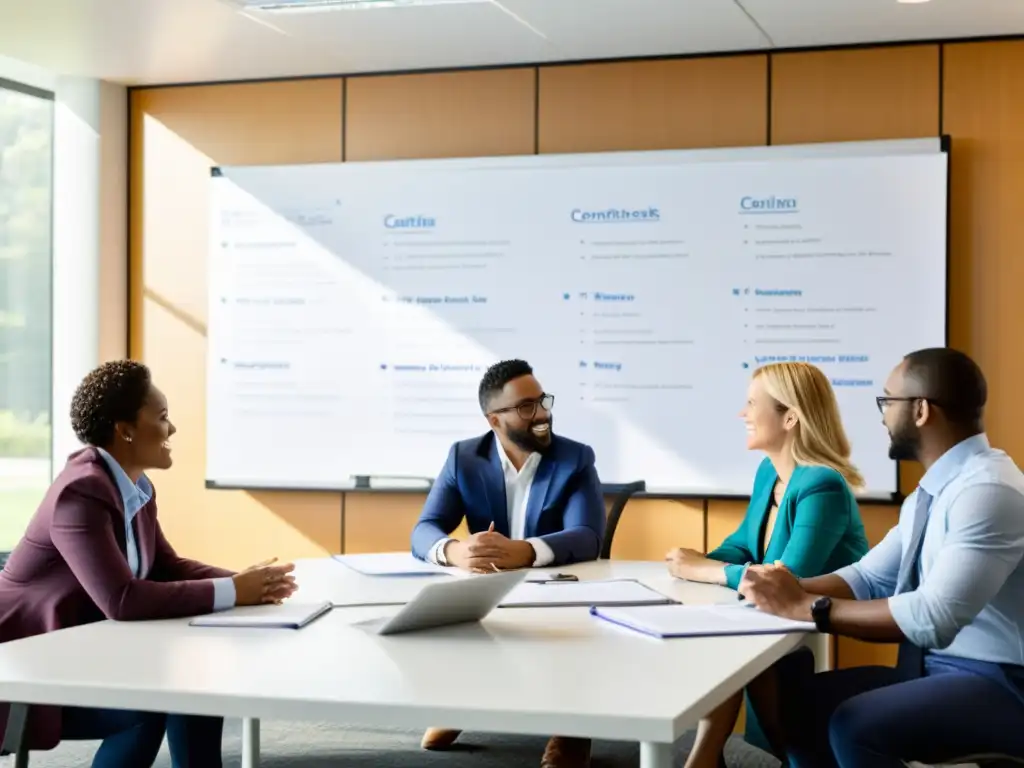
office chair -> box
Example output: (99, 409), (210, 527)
(599, 480), (646, 560)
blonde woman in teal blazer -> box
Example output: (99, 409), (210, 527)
(667, 362), (869, 768)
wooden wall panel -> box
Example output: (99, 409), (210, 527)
(343, 494), (470, 554)
(345, 69), (536, 161)
(771, 46), (940, 145)
(943, 41), (1024, 464)
(538, 56), (768, 154)
(609, 500), (704, 561)
(129, 80), (345, 569)
(706, 501), (748, 552)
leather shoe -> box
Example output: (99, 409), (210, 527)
(541, 736), (592, 767)
(421, 728), (462, 750)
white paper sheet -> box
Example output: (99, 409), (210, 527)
(333, 552), (451, 577)
(499, 579), (674, 608)
(592, 603), (816, 638)
(189, 601), (333, 629)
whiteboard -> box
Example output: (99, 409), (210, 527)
(205, 138), (948, 497)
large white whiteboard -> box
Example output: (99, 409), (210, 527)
(206, 138), (948, 498)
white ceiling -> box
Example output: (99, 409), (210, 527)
(0, 0), (1022, 86)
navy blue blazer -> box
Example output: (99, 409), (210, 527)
(411, 432), (605, 566)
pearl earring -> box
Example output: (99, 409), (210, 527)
(124, 435), (132, 443)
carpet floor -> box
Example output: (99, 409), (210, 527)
(20, 719), (782, 767)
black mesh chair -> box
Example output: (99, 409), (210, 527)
(599, 480), (646, 560)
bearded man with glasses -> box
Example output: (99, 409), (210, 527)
(411, 358), (605, 768)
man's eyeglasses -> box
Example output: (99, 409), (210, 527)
(876, 396), (941, 414)
(490, 394), (555, 420)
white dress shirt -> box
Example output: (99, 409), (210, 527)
(428, 437), (556, 567)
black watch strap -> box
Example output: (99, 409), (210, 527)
(811, 596), (833, 633)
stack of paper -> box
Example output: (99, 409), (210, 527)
(499, 579), (675, 608)
(189, 601), (333, 629)
(333, 552), (451, 577)
(591, 603), (816, 638)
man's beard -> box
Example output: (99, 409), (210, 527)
(506, 416), (553, 454)
(887, 413), (920, 462)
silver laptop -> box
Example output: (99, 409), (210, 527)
(373, 569), (527, 635)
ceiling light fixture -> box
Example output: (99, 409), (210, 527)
(236, 0), (490, 12)
(896, 0), (932, 4)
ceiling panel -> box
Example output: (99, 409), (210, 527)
(265, 2), (552, 74)
(0, 0), (1022, 85)
(499, 0), (768, 58)
(0, 0), (348, 84)
(742, 0), (1024, 48)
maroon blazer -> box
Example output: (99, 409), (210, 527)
(0, 447), (235, 751)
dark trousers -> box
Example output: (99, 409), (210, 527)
(61, 707), (223, 768)
(770, 648), (1024, 768)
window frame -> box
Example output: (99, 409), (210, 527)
(0, 74), (56, 560)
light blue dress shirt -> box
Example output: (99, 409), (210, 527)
(96, 448), (235, 611)
(835, 433), (1024, 666)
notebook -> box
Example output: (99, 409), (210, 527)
(498, 579), (675, 608)
(333, 552), (451, 577)
(590, 603), (816, 638)
(189, 600), (333, 629)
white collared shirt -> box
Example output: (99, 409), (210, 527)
(428, 436), (556, 567)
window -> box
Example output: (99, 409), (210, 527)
(0, 78), (54, 552)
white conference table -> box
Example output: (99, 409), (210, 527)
(0, 559), (823, 768)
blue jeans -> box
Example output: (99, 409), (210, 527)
(772, 649), (1024, 767)
(61, 707), (223, 768)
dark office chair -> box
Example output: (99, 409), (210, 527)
(599, 480), (646, 560)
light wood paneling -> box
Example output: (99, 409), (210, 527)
(706, 500), (748, 552)
(771, 46), (940, 145)
(943, 40), (1024, 464)
(345, 69), (536, 161)
(129, 80), (345, 569)
(343, 493), (470, 553)
(538, 56), (768, 154)
(609, 499), (704, 561)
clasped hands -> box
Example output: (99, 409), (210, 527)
(232, 557), (298, 606)
(446, 523), (536, 573)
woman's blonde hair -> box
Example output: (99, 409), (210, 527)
(753, 362), (864, 490)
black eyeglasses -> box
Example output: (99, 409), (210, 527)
(876, 396), (941, 414)
(490, 394), (555, 420)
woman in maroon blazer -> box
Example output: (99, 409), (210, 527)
(0, 360), (296, 767)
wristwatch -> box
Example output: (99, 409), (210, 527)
(810, 596), (833, 633)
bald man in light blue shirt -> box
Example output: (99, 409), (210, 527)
(737, 348), (1024, 768)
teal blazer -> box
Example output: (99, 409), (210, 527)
(711, 457), (870, 589)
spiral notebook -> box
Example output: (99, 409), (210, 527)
(590, 603), (815, 639)
(190, 600), (333, 629)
